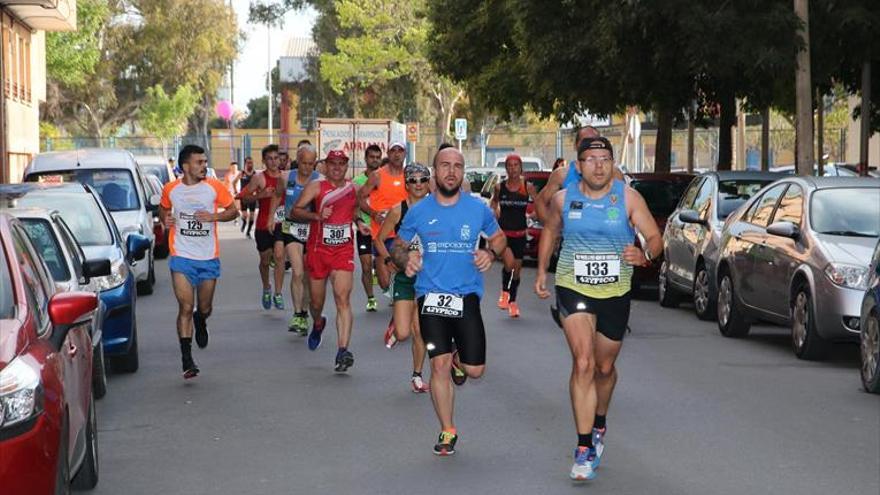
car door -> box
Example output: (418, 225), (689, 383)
(680, 177), (715, 287)
(738, 183), (787, 310)
(666, 177), (704, 287)
(761, 184), (805, 318)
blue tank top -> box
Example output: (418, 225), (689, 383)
(284, 170), (321, 214)
(556, 179), (635, 298)
(562, 161), (581, 189)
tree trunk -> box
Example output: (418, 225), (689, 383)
(859, 59), (872, 176)
(654, 107), (674, 173)
(794, 0), (815, 176)
(816, 89), (824, 176)
(761, 107), (771, 171)
(717, 92), (736, 170)
(687, 103), (695, 173)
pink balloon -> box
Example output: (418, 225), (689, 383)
(215, 100), (234, 120)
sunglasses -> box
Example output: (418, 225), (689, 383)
(406, 176), (430, 185)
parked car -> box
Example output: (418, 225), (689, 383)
(861, 239), (880, 393)
(0, 213), (100, 494)
(660, 171), (781, 319)
(627, 173), (695, 292)
(770, 163), (859, 177)
(837, 163), (880, 178)
(4, 207), (112, 399)
(465, 167), (495, 198)
(492, 156), (545, 171)
(716, 177), (880, 359)
(142, 173), (169, 259)
(522, 171), (551, 259)
(135, 155), (175, 185)
(24, 148), (158, 295)
(0, 183), (150, 373)
(478, 167), (511, 205)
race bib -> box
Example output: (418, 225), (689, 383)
(322, 223), (351, 245)
(421, 293), (464, 318)
(288, 222), (309, 241)
(574, 253), (621, 285)
(178, 212), (209, 237)
(274, 206), (286, 223)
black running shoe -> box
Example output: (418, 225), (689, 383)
(450, 351), (467, 386)
(334, 350), (354, 373)
(433, 431), (458, 456)
(182, 354), (200, 379)
(193, 312), (209, 349)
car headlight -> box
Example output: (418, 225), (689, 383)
(86, 257), (129, 292)
(824, 263), (869, 290)
(0, 357), (43, 429)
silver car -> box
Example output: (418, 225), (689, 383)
(860, 240), (880, 393)
(660, 171), (781, 319)
(716, 177), (880, 360)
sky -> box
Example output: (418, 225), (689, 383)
(229, 1), (317, 108)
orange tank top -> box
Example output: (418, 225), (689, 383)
(369, 166), (408, 237)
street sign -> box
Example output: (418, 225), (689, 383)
(454, 118), (467, 141)
(406, 122), (420, 143)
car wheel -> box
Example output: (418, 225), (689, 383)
(92, 340), (107, 400)
(136, 252), (155, 295)
(71, 394), (99, 489)
(693, 263), (716, 321)
(54, 417), (70, 495)
(658, 261), (682, 308)
(861, 309), (880, 394)
(114, 324), (139, 373)
(717, 272), (751, 337)
(791, 283), (829, 360)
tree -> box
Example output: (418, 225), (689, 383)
(238, 96), (281, 130)
(45, 0), (109, 88)
(139, 84), (200, 156)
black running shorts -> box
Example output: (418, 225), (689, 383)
(418, 293), (486, 366)
(273, 224), (296, 246)
(505, 235), (526, 260)
(356, 231), (373, 257)
(243, 202), (256, 212)
(254, 229), (274, 252)
(555, 286), (631, 341)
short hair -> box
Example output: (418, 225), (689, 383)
(433, 147), (464, 168)
(261, 144), (279, 161)
(365, 144), (382, 157)
(178, 145), (205, 166)
(296, 144), (317, 158)
(380, 157), (391, 166)
(438, 142), (455, 151)
(229, 161), (238, 166)
(573, 125), (599, 145)
(296, 139), (312, 147)
(279, 150), (289, 157)
(244, 156), (253, 161)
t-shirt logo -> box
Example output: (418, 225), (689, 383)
(460, 224), (471, 241)
(609, 194), (619, 206)
(570, 201), (584, 210)
(607, 207), (620, 221)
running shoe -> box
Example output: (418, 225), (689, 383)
(182, 354), (200, 380)
(287, 314), (297, 332)
(273, 293), (285, 310)
(508, 301), (520, 318)
(592, 427), (606, 469)
(497, 290), (510, 310)
(334, 350), (354, 372)
(570, 447), (597, 481)
(193, 311), (209, 349)
(432, 431), (458, 456)
(308, 316), (326, 351)
(295, 314), (309, 336)
(450, 351), (467, 386)
(384, 320), (398, 349)
(261, 290), (272, 310)
(365, 297), (378, 312)
(411, 374), (430, 393)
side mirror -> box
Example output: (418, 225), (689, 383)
(82, 258), (111, 282)
(126, 233), (150, 262)
(146, 193), (161, 212)
(766, 221), (800, 240)
(48, 291), (98, 350)
(678, 209), (706, 225)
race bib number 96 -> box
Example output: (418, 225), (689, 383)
(574, 253), (621, 285)
(322, 223), (351, 245)
(421, 293), (464, 318)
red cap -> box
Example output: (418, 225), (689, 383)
(505, 153), (522, 166)
(326, 150), (349, 162)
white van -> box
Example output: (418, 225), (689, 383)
(492, 156), (545, 171)
(24, 149), (158, 295)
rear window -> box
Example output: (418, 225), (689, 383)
(631, 180), (690, 218)
(141, 164), (170, 184)
(10, 192), (113, 246)
(27, 169), (140, 211)
(20, 219), (70, 282)
(811, 188), (880, 237)
(718, 180), (775, 219)
(0, 243), (14, 319)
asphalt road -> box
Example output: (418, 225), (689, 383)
(88, 224), (879, 495)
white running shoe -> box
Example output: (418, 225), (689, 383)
(570, 447), (597, 481)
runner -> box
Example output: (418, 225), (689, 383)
(292, 150), (360, 372)
(239, 156), (257, 237)
(374, 163), (432, 393)
(158, 145), (239, 379)
(352, 144), (383, 312)
(534, 126), (601, 223)
(270, 144), (321, 335)
(223, 161), (240, 225)
(391, 147), (506, 455)
(239, 144), (285, 310)
(534, 137), (661, 481)
(490, 153), (537, 318)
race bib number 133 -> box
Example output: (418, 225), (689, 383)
(574, 253), (621, 285)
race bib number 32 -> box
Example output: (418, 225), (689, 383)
(574, 253), (621, 285)
(421, 293), (464, 318)
(322, 223), (351, 245)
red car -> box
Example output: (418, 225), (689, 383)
(627, 173), (696, 292)
(0, 213), (100, 494)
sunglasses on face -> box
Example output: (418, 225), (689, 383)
(406, 176), (430, 185)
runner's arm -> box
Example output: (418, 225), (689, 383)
(356, 171), (380, 218)
(267, 172), (287, 220)
(489, 184), (501, 218)
(534, 166), (566, 224)
(537, 190), (564, 275)
(291, 182), (321, 222)
(374, 206), (402, 262)
(625, 186), (662, 264)
(239, 174), (263, 203)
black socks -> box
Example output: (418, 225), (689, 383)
(577, 433), (593, 448)
(502, 270), (521, 302)
(594, 415), (606, 430)
(179, 337), (192, 356)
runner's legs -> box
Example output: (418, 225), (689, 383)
(258, 248), (272, 291)
(329, 269), (354, 348)
(172, 272), (195, 338)
(195, 278), (217, 318)
(561, 312), (598, 435)
(272, 239), (286, 296)
(594, 333), (622, 417)
(285, 242), (307, 312)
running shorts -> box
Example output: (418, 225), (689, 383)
(243, 202), (256, 212)
(273, 223), (296, 246)
(356, 231), (373, 257)
(392, 272), (416, 301)
(418, 293), (486, 365)
(306, 247), (355, 279)
(169, 256), (220, 287)
(555, 286), (631, 341)
(254, 229), (274, 252)
(505, 235), (526, 260)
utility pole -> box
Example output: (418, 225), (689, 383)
(229, 0), (236, 163)
(794, 0), (814, 176)
(859, 60), (872, 176)
(267, 24), (274, 142)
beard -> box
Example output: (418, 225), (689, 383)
(436, 180), (460, 197)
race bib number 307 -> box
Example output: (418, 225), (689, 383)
(322, 223), (351, 245)
(574, 253), (621, 285)
(421, 293), (464, 318)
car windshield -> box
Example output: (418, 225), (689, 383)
(0, 243), (13, 319)
(811, 188), (880, 237)
(28, 169), (140, 211)
(631, 180), (690, 218)
(140, 164), (169, 184)
(20, 219), (70, 282)
(718, 180), (775, 219)
(8, 192), (113, 246)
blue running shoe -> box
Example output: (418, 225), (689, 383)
(569, 447), (597, 481)
(592, 428), (606, 469)
(273, 293), (285, 310)
(261, 290), (272, 310)
(308, 316), (326, 351)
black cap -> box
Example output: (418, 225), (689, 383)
(578, 136), (614, 157)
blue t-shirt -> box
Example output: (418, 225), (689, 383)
(398, 193), (500, 299)
(563, 161), (581, 189)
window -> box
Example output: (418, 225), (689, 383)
(21, 219), (71, 282)
(0, 243), (14, 320)
(11, 226), (50, 333)
(1, 20), (31, 103)
(13, 192), (114, 246)
(811, 188), (880, 237)
(691, 178), (714, 220)
(55, 217), (86, 283)
(678, 178), (704, 210)
(772, 185), (804, 226)
(27, 169), (141, 211)
(631, 179), (691, 218)
(718, 179), (775, 219)
(748, 184), (787, 228)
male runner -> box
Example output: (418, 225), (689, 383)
(159, 145), (239, 378)
(239, 156), (257, 237)
(391, 147), (506, 455)
(292, 150), (359, 372)
(240, 145), (285, 310)
(279, 150), (291, 171)
(490, 153), (537, 318)
(534, 137), (661, 481)
(374, 163), (432, 393)
(270, 144), (321, 334)
(353, 144), (383, 312)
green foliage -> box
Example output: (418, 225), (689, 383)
(238, 96), (281, 129)
(139, 85), (200, 139)
(46, 0), (109, 88)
